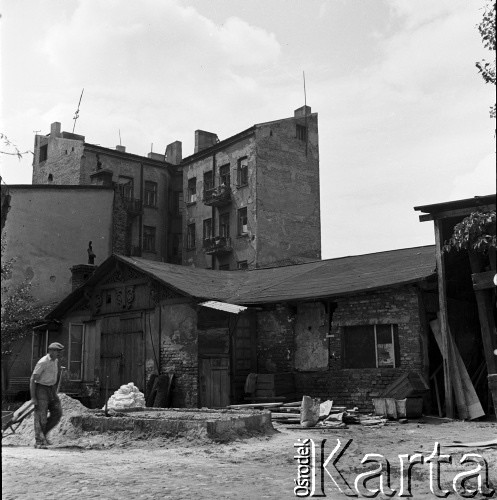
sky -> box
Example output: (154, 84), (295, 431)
(1, 0), (495, 259)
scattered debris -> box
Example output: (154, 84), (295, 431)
(444, 438), (497, 448)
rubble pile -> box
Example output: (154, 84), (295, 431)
(103, 382), (146, 410)
(2, 393), (90, 446)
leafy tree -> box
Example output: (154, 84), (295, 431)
(0, 133), (30, 160)
(443, 210), (496, 254)
(476, 0), (496, 117)
(1, 237), (52, 356)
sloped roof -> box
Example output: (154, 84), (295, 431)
(48, 245), (436, 318)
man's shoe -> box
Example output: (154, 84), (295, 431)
(34, 443), (47, 449)
(43, 438), (53, 446)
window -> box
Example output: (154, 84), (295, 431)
(219, 164), (230, 187)
(119, 176), (134, 200)
(204, 171), (214, 195)
(343, 324), (399, 369)
(31, 330), (58, 369)
(69, 324), (84, 381)
(237, 157), (248, 186)
(187, 223), (196, 249)
(47, 174), (53, 182)
(187, 178), (197, 203)
(143, 226), (156, 252)
(144, 181), (157, 207)
(237, 261), (248, 270)
(39, 144), (48, 163)
(219, 213), (230, 238)
(219, 264), (230, 271)
(296, 124), (307, 142)
(173, 191), (183, 215)
(237, 207), (248, 235)
(203, 218), (212, 241)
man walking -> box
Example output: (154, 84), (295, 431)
(30, 342), (64, 449)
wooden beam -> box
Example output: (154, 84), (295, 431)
(418, 204), (496, 222)
(434, 219), (454, 418)
(472, 270), (497, 290)
(468, 252), (497, 375)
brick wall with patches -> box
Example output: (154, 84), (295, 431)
(256, 305), (295, 373)
(159, 302), (198, 407)
(294, 286), (427, 411)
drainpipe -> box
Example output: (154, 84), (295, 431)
(212, 154), (216, 270)
(139, 163), (144, 255)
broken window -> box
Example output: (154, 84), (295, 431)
(203, 218), (212, 241)
(204, 171), (214, 195)
(343, 324), (399, 368)
(69, 324), (84, 381)
(143, 226), (156, 252)
(219, 213), (230, 238)
(296, 124), (307, 142)
(187, 223), (196, 249)
(237, 260), (248, 270)
(119, 176), (134, 200)
(187, 177), (197, 203)
(237, 207), (248, 235)
(144, 181), (157, 207)
(219, 164), (230, 187)
(39, 144), (48, 163)
(237, 157), (248, 186)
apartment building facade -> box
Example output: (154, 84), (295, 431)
(181, 106), (321, 270)
(31, 123), (183, 264)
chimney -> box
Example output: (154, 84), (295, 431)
(294, 105), (311, 118)
(147, 152), (165, 161)
(116, 145), (126, 152)
(165, 141), (182, 165)
(50, 122), (61, 138)
(70, 264), (96, 291)
(194, 130), (218, 154)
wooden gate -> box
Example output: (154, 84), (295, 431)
(199, 357), (230, 408)
(100, 316), (144, 399)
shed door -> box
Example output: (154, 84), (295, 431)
(100, 316), (144, 398)
(199, 357), (230, 408)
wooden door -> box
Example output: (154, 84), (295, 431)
(100, 316), (145, 400)
(199, 357), (230, 408)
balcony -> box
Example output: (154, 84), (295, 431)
(203, 186), (231, 207)
(203, 236), (233, 255)
(123, 198), (143, 217)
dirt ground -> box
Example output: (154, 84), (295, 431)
(2, 412), (496, 499)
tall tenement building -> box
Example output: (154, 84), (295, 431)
(181, 106), (321, 270)
(31, 122), (183, 264)
(30, 105), (321, 271)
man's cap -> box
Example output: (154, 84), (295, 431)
(48, 342), (64, 350)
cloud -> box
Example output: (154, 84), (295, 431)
(450, 153), (497, 200)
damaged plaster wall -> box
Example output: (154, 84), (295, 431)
(256, 305), (295, 373)
(160, 302), (198, 407)
(294, 302), (329, 371)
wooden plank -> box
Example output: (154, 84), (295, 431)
(434, 219), (454, 418)
(419, 204), (496, 222)
(472, 270), (496, 291)
(469, 253), (497, 375)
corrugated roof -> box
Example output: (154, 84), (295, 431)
(48, 245), (436, 318)
(199, 301), (248, 314)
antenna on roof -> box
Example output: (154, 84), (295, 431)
(303, 71), (308, 156)
(119, 129), (122, 146)
(72, 88), (84, 134)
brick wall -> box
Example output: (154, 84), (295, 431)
(159, 303), (198, 407)
(256, 305), (295, 373)
(294, 286), (425, 411)
(112, 188), (130, 255)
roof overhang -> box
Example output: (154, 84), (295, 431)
(199, 301), (248, 314)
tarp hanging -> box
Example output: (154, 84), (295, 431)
(199, 301), (247, 314)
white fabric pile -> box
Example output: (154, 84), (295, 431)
(103, 382), (146, 410)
